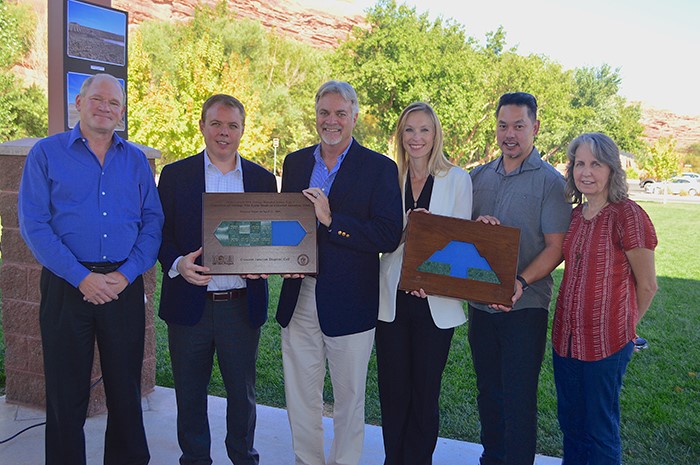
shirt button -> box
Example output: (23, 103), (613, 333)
(102, 192), (106, 196)
(103, 212), (107, 216)
(103, 234), (108, 238)
(102, 255), (107, 260)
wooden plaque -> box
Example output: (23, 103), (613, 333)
(202, 192), (317, 274)
(398, 211), (520, 306)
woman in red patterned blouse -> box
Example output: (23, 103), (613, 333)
(552, 132), (658, 465)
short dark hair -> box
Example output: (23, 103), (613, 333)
(496, 92), (538, 122)
(200, 94), (246, 126)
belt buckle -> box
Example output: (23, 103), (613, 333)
(211, 291), (229, 302)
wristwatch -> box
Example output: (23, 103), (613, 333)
(516, 275), (529, 291)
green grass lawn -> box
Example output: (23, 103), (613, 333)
(2, 201), (699, 463)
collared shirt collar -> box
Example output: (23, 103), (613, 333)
(204, 149), (243, 175)
(312, 138), (353, 168)
(495, 147), (541, 176)
(68, 121), (125, 150)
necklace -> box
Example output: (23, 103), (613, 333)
(583, 200), (609, 220)
(410, 174), (427, 209)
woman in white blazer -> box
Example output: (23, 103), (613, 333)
(376, 102), (472, 465)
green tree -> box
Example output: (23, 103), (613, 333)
(129, 1), (329, 170)
(331, 0), (644, 167)
(637, 137), (682, 186)
(0, 0), (47, 142)
(333, 0), (492, 163)
(561, 65), (645, 161)
(681, 143), (700, 171)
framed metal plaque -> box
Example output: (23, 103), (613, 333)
(202, 192), (317, 274)
(399, 211), (520, 306)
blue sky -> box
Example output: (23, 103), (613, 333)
(67, 0), (126, 37)
(321, 0), (699, 116)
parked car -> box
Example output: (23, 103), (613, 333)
(639, 176), (657, 189)
(649, 176), (700, 196)
(679, 172), (700, 180)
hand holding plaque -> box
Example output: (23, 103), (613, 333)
(398, 211), (520, 306)
(202, 193), (317, 275)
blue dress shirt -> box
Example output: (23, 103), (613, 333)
(309, 139), (352, 193)
(18, 123), (164, 288)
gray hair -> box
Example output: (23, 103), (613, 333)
(315, 80), (359, 117)
(565, 132), (628, 204)
(79, 73), (126, 104)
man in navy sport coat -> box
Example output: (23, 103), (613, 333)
(276, 80), (403, 465)
(158, 94), (277, 465)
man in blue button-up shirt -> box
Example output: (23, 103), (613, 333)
(18, 73), (163, 465)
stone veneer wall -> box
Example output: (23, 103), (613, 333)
(0, 138), (159, 415)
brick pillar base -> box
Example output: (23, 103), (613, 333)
(0, 138), (160, 415)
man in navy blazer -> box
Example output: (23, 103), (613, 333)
(158, 94), (277, 465)
(276, 81), (403, 465)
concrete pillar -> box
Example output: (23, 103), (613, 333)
(0, 138), (160, 415)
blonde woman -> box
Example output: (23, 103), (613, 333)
(377, 102), (472, 465)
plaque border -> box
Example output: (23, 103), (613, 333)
(398, 211), (520, 306)
(202, 192), (317, 275)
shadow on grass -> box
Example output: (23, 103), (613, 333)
(2, 270), (699, 464)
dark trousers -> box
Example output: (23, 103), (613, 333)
(39, 268), (149, 465)
(467, 305), (548, 465)
(553, 342), (634, 465)
(168, 296), (260, 465)
(375, 293), (455, 465)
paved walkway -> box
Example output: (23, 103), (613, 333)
(0, 386), (562, 464)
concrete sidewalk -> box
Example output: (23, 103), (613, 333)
(0, 386), (562, 464)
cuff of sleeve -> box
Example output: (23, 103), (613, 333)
(66, 265), (91, 289)
(116, 262), (138, 284)
(168, 256), (182, 278)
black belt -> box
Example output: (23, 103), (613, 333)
(207, 288), (247, 301)
(80, 260), (126, 274)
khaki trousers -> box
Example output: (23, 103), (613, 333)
(281, 277), (375, 465)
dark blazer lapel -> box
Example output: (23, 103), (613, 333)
(194, 152), (206, 194)
(327, 139), (363, 208)
(300, 149), (316, 188)
(241, 156), (255, 192)
(193, 152), (206, 244)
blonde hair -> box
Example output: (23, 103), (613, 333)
(394, 102), (454, 183)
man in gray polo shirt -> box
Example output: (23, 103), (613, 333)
(468, 92), (571, 465)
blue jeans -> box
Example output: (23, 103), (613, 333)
(553, 341), (634, 465)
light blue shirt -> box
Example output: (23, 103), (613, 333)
(309, 139), (353, 192)
(18, 123), (164, 287)
(204, 150), (246, 291)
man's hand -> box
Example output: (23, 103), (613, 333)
(303, 188), (332, 227)
(242, 274), (270, 280)
(105, 271), (129, 296)
(79, 272), (120, 305)
(177, 247), (212, 286)
(487, 279), (524, 312)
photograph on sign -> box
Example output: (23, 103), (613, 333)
(66, 71), (126, 130)
(67, 0), (127, 66)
